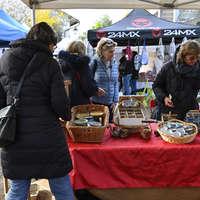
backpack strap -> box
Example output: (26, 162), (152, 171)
(92, 60), (97, 77)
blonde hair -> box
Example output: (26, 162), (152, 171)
(96, 38), (117, 58)
(66, 40), (86, 56)
(177, 40), (200, 63)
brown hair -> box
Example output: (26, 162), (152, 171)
(66, 40), (86, 56)
(26, 22), (57, 46)
(96, 38), (117, 58)
(177, 40), (200, 63)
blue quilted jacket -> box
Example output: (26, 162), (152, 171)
(89, 55), (119, 105)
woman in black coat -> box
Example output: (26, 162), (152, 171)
(152, 40), (200, 120)
(58, 41), (105, 108)
(0, 22), (75, 200)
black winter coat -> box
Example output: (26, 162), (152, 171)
(0, 39), (73, 180)
(152, 49), (200, 120)
(119, 56), (133, 77)
(58, 51), (99, 108)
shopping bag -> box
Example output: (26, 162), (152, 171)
(134, 54), (141, 71)
(134, 44), (141, 71)
(168, 37), (176, 60)
(182, 37), (187, 44)
(156, 38), (164, 60)
(141, 39), (149, 65)
(125, 45), (132, 62)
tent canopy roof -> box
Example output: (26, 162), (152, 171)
(21, 0), (200, 9)
(0, 10), (28, 47)
(88, 9), (200, 47)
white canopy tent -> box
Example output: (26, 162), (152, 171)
(20, 0), (200, 25)
(21, 0), (200, 10)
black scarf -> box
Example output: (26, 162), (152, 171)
(175, 61), (199, 78)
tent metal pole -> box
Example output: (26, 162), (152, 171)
(31, 0), (36, 26)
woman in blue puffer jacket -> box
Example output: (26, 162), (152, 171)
(89, 38), (119, 123)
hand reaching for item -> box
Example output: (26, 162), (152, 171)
(164, 97), (174, 107)
(110, 103), (116, 113)
(97, 87), (106, 97)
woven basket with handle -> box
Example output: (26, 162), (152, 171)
(66, 104), (109, 143)
(113, 98), (149, 133)
(157, 119), (198, 144)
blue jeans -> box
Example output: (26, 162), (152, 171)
(6, 174), (75, 200)
(122, 75), (131, 95)
(130, 78), (137, 95)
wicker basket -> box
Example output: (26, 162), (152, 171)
(66, 104), (109, 143)
(113, 97), (149, 133)
(157, 119), (198, 144)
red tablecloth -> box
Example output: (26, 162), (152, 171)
(67, 123), (200, 190)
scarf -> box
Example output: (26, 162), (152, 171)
(175, 61), (199, 78)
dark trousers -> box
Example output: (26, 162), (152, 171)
(92, 102), (113, 123)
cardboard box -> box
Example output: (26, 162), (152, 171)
(33, 179), (55, 200)
(33, 179), (77, 200)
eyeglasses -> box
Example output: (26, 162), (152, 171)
(101, 40), (113, 49)
(186, 55), (200, 61)
(53, 45), (57, 51)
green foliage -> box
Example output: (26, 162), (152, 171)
(94, 22), (101, 29)
(0, 0), (31, 24)
(0, 1), (76, 42)
(49, 10), (72, 42)
(92, 14), (112, 29)
(78, 32), (87, 42)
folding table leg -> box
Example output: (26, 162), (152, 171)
(143, 88), (155, 107)
(3, 177), (9, 197)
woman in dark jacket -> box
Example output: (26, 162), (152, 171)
(0, 22), (75, 200)
(130, 51), (139, 95)
(152, 40), (200, 120)
(58, 41), (105, 108)
(118, 49), (133, 95)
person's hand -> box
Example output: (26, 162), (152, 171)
(97, 87), (106, 97)
(59, 117), (65, 122)
(110, 103), (116, 113)
(164, 97), (174, 107)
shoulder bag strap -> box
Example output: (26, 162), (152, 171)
(13, 61), (32, 104)
(92, 60), (97, 77)
(13, 54), (48, 104)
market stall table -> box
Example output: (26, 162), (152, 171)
(67, 123), (200, 200)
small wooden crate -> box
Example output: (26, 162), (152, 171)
(66, 104), (109, 143)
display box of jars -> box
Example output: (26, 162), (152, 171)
(118, 108), (145, 126)
(113, 95), (148, 129)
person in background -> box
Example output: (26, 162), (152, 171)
(0, 22), (75, 200)
(58, 40), (105, 108)
(89, 38), (119, 123)
(118, 49), (133, 95)
(130, 51), (139, 95)
(152, 40), (200, 120)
